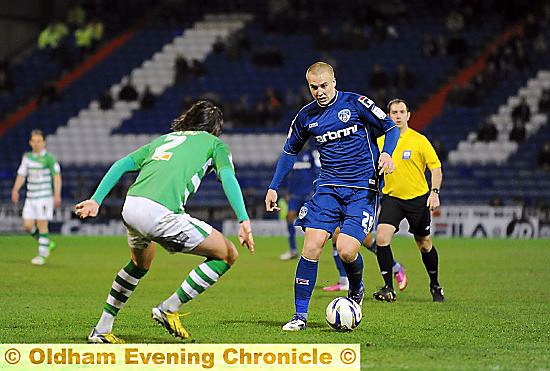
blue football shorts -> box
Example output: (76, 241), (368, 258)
(288, 194), (310, 213)
(294, 185), (377, 244)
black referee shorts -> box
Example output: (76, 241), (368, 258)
(377, 192), (431, 236)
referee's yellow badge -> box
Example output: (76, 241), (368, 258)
(402, 150), (412, 159)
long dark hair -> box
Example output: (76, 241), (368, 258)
(171, 100), (223, 136)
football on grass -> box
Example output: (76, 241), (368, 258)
(325, 296), (362, 331)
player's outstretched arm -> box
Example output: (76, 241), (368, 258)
(238, 219), (255, 255)
(75, 199), (100, 219)
(378, 152), (395, 175)
(265, 189), (280, 212)
(266, 152), (298, 212)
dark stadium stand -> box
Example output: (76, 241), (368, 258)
(2, 0), (550, 218)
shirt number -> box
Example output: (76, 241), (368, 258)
(152, 135), (187, 161)
(361, 211), (375, 234)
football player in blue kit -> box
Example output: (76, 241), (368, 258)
(279, 143), (320, 261)
(265, 62), (399, 331)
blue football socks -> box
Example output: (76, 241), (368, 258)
(294, 256), (318, 319)
(341, 253), (364, 292)
(287, 222), (297, 253)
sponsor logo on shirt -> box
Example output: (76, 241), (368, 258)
(338, 109), (351, 123)
(402, 150), (412, 159)
(299, 205), (308, 219)
(358, 96), (374, 108)
(315, 125), (358, 143)
(358, 96), (387, 119)
(308, 122), (318, 128)
(296, 278), (310, 285)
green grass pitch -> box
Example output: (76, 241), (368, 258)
(1, 235), (549, 369)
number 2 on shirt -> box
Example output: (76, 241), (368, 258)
(152, 134), (187, 161)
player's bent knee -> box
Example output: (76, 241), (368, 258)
(415, 237), (432, 253)
(376, 236), (391, 246)
(339, 249), (357, 263)
(302, 244), (323, 260)
(225, 239), (238, 266)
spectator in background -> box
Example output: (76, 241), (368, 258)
(393, 64), (416, 91)
(38, 21), (69, 50)
(225, 29), (250, 60)
(37, 81), (60, 105)
(174, 55), (189, 84)
(140, 86), (156, 110)
(461, 82), (479, 106)
(38, 21), (70, 68)
(523, 14), (540, 40)
(436, 35), (448, 57)
(447, 32), (469, 66)
(264, 87), (283, 124)
(369, 64), (390, 92)
(447, 85), (465, 107)
(509, 121), (526, 143)
(190, 59), (206, 77)
(98, 89), (113, 110)
(337, 22), (368, 50)
(313, 26), (333, 51)
(537, 141), (550, 171)
(252, 47), (283, 68)
(538, 88), (550, 113)
(431, 138), (448, 162)
(67, 2), (86, 30)
(477, 117), (498, 142)
(90, 19), (104, 51)
(118, 78), (138, 101)
(212, 36), (225, 54)
(230, 95), (250, 125)
(74, 22), (94, 56)
(489, 196), (503, 206)
(369, 64), (391, 104)
(445, 10), (465, 32)
(0, 59), (14, 93)
(512, 97), (531, 125)
(421, 34), (437, 57)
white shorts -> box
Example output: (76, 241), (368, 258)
(22, 197), (54, 221)
(121, 196), (213, 253)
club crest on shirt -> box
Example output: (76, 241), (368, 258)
(299, 206), (308, 219)
(402, 150), (412, 159)
(338, 109), (351, 123)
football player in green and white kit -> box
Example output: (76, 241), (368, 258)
(11, 130), (61, 266)
(75, 101), (255, 343)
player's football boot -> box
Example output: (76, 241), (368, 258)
(279, 250), (298, 261)
(282, 314), (307, 331)
(394, 266), (408, 291)
(31, 256), (46, 266)
(152, 306), (189, 339)
(348, 282), (364, 307)
(430, 285), (445, 302)
(87, 328), (125, 344)
(322, 282), (349, 292)
(48, 241), (57, 252)
(373, 285), (397, 302)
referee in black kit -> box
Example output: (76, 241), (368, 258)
(371, 99), (445, 302)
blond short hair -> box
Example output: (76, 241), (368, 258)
(306, 62), (334, 79)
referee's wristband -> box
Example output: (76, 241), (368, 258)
(431, 188), (440, 195)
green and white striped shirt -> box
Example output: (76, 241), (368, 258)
(17, 150), (60, 199)
(127, 131), (234, 213)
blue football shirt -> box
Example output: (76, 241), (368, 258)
(287, 147), (320, 196)
(283, 91), (397, 190)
